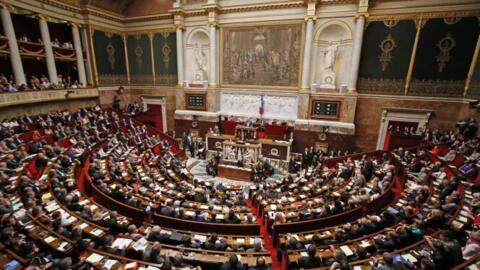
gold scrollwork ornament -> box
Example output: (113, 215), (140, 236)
(135, 43), (143, 70)
(106, 42), (116, 70)
(378, 34), (396, 72)
(436, 32), (456, 73)
(162, 43), (171, 69)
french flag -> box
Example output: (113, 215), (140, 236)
(259, 95), (265, 116)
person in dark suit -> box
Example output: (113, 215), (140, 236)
(249, 257), (270, 270)
(225, 209), (241, 224)
(298, 244), (322, 269)
(220, 254), (245, 270)
(5, 154), (19, 169)
(159, 201), (175, 216)
(362, 155), (374, 180)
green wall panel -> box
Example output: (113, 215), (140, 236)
(410, 17), (479, 97)
(358, 20), (416, 95)
(92, 30), (127, 86)
(127, 34), (153, 85)
(153, 32), (177, 86)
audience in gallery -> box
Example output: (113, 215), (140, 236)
(51, 38), (74, 49)
(0, 72), (86, 93)
(17, 33), (74, 50)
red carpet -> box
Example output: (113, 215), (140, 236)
(246, 199), (281, 270)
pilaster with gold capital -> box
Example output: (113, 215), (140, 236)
(148, 33), (156, 86)
(404, 17), (426, 95)
(122, 34), (131, 85)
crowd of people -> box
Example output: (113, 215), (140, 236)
(0, 73), (86, 93)
(0, 104), (479, 270)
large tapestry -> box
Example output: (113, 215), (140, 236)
(222, 24), (302, 88)
(153, 32), (177, 86)
(92, 30), (127, 86)
(410, 17), (479, 97)
(127, 34), (153, 85)
(358, 20), (416, 95)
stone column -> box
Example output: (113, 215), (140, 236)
(0, 7), (26, 85)
(39, 16), (58, 84)
(71, 23), (87, 86)
(176, 25), (185, 86)
(301, 17), (315, 91)
(80, 27), (94, 85)
(209, 23), (217, 86)
(347, 15), (365, 93)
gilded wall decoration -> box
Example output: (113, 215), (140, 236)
(358, 20), (415, 95)
(409, 79), (464, 97)
(153, 32), (177, 85)
(357, 77), (405, 95)
(412, 17), (478, 86)
(222, 24), (302, 87)
(134, 44), (143, 69)
(436, 32), (456, 73)
(378, 34), (396, 72)
(106, 42), (116, 70)
(127, 34), (153, 85)
(92, 30), (127, 86)
(162, 43), (171, 69)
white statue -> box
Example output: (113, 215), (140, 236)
(194, 44), (206, 71)
(324, 44), (337, 70)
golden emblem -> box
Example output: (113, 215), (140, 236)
(378, 34), (396, 72)
(162, 43), (171, 69)
(106, 42), (116, 70)
(436, 32), (456, 73)
(135, 43), (143, 70)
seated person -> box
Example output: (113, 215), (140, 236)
(220, 254), (245, 270)
(298, 244), (322, 269)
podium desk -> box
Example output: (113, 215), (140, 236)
(217, 164), (252, 182)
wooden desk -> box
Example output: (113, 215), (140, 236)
(217, 164), (252, 182)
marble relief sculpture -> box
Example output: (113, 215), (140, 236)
(324, 44), (337, 70)
(193, 43), (207, 82)
(220, 92), (298, 120)
(320, 44), (338, 89)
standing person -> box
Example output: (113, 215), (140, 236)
(113, 95), (121, 112)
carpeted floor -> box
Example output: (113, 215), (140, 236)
(246, 199), (281, 270)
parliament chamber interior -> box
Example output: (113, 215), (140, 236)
(0, 0), (479, 269)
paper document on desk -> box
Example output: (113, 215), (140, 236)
(458, 216), (469, 223)
(111, 238), (133, 249)
(103, 259), (118, 270)
(58, 241), (69, 252)
(86, 253), (104, 264)
(41, 192), (52, 200)
(132, 237), (148, 252)
(339, 245), (354, 256)
(44, 236), (56, 244)
(91, 228), (104, 236)
(402, 253), (418, 263)
(194, 234), (207, 242)
(360, 240), (371, 248)
(45, 203), (59, 213)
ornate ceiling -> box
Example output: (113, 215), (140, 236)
(80, 0), (174, 16)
